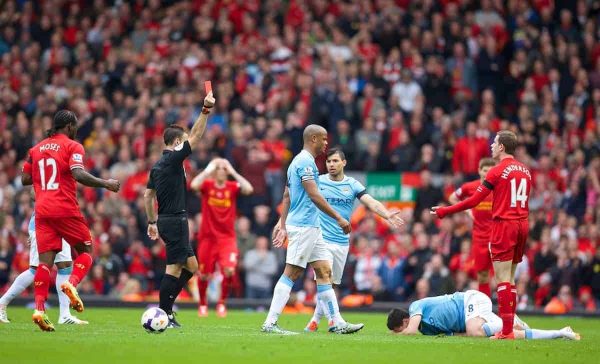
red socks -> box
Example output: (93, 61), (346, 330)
(479, 282), (491, 298)
(497, 282), (514, 335)
(34, 264), (51, 312)
(198, 278), (208, 306)
(69, 252), (93, 286)
(220, 275), (232, 304)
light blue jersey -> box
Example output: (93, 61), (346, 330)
(286, 150), (320, 227)
(409, 292), (466, 335)
(318, 175), (366, 244)
(28, 212), (35, 234)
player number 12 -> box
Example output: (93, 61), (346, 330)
(38, 158), (59, 191)
(510, 178), (527, 208)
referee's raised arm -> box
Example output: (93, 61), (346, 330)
(187, 91), (216, 148)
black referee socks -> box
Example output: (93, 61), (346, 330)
(159, 274), (179, 315)
(159, 270), (194, 315)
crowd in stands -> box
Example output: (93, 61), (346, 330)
(1, 0), (600, 312)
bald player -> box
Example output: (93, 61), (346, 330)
(262, 125), (364, 335)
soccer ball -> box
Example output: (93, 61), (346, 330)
(141, 307), (168, 334)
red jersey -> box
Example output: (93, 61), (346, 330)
(483, 157), (531, 220)
(455, 179), (493, 242)
(199, 179), (240, 240)
(23, 134), (85, 218)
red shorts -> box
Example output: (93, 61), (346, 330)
(471, 239), (493, 272)
(35, 216), (92, 255)
(490, 219), (528, 264)
(197, 238), (238, 275)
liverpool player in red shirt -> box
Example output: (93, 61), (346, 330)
(448, 158), (496, 298)
(22, 110), (120, 331)
(432, 131), (531, 340)
(191, 158), (253, 317)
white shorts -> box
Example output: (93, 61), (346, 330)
(314, 243), (349, 285)
(285, 225), (330, 269)
(29, 231), (72, 267)
(464, 290), (502, 335)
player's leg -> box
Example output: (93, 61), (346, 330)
(310, 235), (363, 335)
(514, 327), (580, 340)
(0, 231), (39, 323)
(474, 242), (492, 297)
(197, 239), (214, 317)
(54, 240), (88, 325)
(216, 240), (238, 318)
(60, 217), (95, 313)
(32, 217), (61, 331)
(0, 267), (36, 323)
(489, 220), (519, 340)
(477, 270), (491, 298)
(262, 226), (314, 334)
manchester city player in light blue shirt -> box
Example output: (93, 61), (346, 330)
(262, 125), (362, 335)
(304, 148), (404, 332)
(386, 290), (580, 340)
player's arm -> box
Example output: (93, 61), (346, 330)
(187, 91), (215, 148)
(431, 183), (491, 218)
(273, 187), (290, 248)
(400, 315), (422, 335)
(144, 188), (159, 240)
(22, 154), (33, 185)
(303, 179), (351, 234)
(223, 159), (253, 195)
(190, 159), (218, 192)
(359, 194), (404, 228)
(71, 168), (120, 192)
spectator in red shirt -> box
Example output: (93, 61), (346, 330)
(452, 122), (489, 180)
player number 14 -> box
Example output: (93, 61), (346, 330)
(510, 178), (527, 208)
(38, 158), (59, 191)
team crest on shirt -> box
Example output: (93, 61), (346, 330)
(72, 153), (83, 163)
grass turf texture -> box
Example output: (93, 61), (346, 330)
(1, 308), (598, 364)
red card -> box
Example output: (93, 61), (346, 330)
(204, 81), (212, 93)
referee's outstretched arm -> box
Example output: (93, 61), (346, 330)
(187, 91), (216, 148)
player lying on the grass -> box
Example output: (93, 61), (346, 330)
(0, 211), (87, 325)
(386, 290), (580, 340)
(299, 148), (404, 332)
(191, 158), (253, 318)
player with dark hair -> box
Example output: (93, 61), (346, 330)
(22, 110), (121, 331)
(431, 131), (532, 340)
(144, 90), (215, 328)
(191, 158), (254, 318)
(302, 148), (404, 332)
(386, 291), (579, 340)
(448, 158), (496, 297)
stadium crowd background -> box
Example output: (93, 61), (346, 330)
(0, 0), (600, 313)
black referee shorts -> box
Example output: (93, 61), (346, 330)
(157, 214), (195, 265)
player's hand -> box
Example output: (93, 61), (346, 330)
(337, 217), (351, 234)
(272, 226), (287, 248)
(204, 91), (215, 108)
(205, 159), (219, 174)
(430, 206), (441, 217)
(386, 210), (405, 229)
(105, 179), (121, 192)
(147, 223), (159, 240)
(222, 158), (235, 175)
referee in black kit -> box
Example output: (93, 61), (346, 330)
(144, 90), (215, 328)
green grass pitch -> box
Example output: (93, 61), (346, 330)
(1, 307), (598, 364)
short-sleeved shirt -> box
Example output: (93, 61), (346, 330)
(409, 292), (466, 335)
(482, 157), (531, 220)
(318, 174), (366, 244)
(147, 141), (192, 216)
(286, 149), (320, 227)
(199, 179), (240, 240)
(454, 179), (493, 243)
(23, 134), (85, 217)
